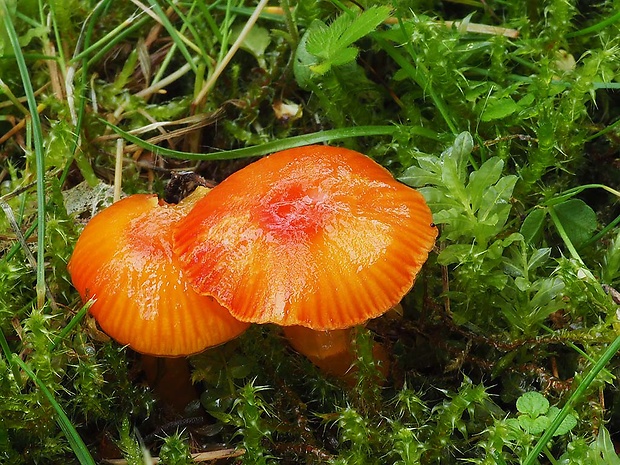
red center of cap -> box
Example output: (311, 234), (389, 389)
(257, 182), (334, 241)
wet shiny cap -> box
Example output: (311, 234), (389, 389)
(67, 190), (249, 356)
(174, 145), (437, 330)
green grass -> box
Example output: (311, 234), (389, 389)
(1, 0), (620, 463)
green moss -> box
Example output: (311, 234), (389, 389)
(2, 0), (620, 463)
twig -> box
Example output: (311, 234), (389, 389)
(43, 14), (65, 100)
(0, 103), (47, 145)
(444, 20), (519, 38)
(382, 16), (519, 38)
(136, 59), (196, 99)
(114, 138), (124, 203)
(267, 7), (519, 38)
(102, 448), (244, 464)
(95, 110), (224, 153)
(129, 0), (202, 54)
(96, 113), (220, 140)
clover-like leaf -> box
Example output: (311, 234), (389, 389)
(516, 391), (549, 417)
(547, 406), (578, 436)
(518, 413), (550, 435)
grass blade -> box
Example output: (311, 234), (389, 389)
(566, 9), (620, 37)
(145, 0), (199, 74)
(12, 355), (96, 465)
(101, 119), (403, 159)
(1, 0), (47, 309)
(49, 301), (93, 352)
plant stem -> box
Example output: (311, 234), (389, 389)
(279, 0), (298, 45)
(547, 206), (582, 263)
(566, 9), (620, 37)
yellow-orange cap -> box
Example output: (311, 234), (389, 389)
(174, 146), (437, 330)
(67, 191), (249, 356)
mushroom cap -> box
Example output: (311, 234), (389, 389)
(174, 145), (437, 330)
(67, 192), (249, 356)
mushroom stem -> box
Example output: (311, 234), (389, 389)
(141, 355), (198, 412)
(283, 326), (389, 384)
(283, 326), (355, 378)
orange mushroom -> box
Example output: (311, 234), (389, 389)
(174, 145), (437, 378)
(67, 188), (249, 408)
(68, 188), (249, 357)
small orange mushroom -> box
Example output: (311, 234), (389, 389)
(68, 188), (249, 357)
(67, 188), (249, 409)
(174, 145), (437, 378)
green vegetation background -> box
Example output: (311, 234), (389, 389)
(1, 0), (620, 463)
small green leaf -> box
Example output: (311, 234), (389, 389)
(230, 24), (271, 68)
(591, 426), (620, 464)
(417, 186), (456, 212)
(294, 20), (323, 89)
(529, 277), (565, 309)
(528, 248), (551, 271)
(310, 47), (359, 74)
(434, 208), (476, 240)
(521, 209), (547, 245)
(449, 132), (474, 181)
(478, 175), (517, 226)
(467, 157), (504, 212)
(306, 6), (391, 58)
(516, 391), (549, 416)
(228, 353), (253, 379)
(602, 230), (620, 284)
(553, 199), (598, 247)
(417, 155), (442, 174)
(441, 132), (473, 205)
(547, 406), (577, 436)
(515, 276), (530, 291)
(517, 93), (536, 108)
(304, 6), (391, 75)
(399, 156), (442, 187)
(501, 233), (524, 247)
(437, 244), (477, 265)
(503, 260), (524, 278)
(18, 24), (47, 47)
(518, 414), (550, 435)
(481, 98), (520, 121)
